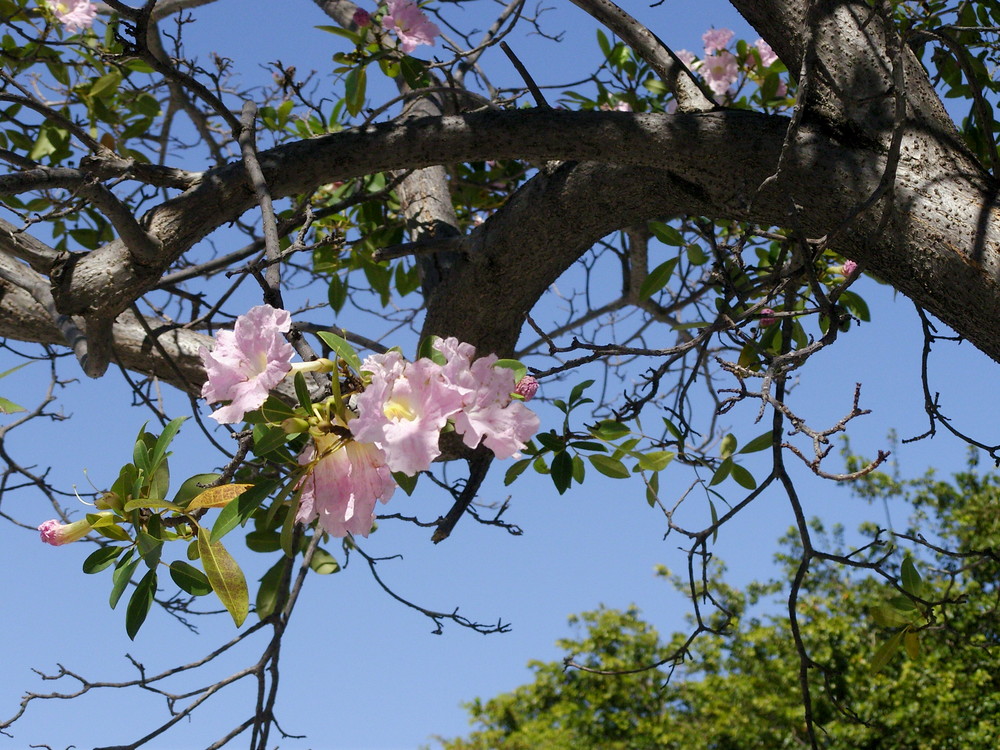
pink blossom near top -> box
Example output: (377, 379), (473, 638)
(514, 375), (539, 401)
(352, 350), (467, 475)
(703, 50), (739, 97)
(38, 518), (93, 545)
(45, 0), (97, 33)
(702, 27), (734, 54)
(296, 431), (395, 538)
(200, 305), (294, 424)
(753, 38), (778, 67)
(759, 308), (777, 327)
(382, 0), (440, 54)
(842, 259), (858, 276)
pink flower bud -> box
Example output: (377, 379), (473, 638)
(842, 259), (858, 276)
(514, 375), (539, 401)
(353, 8), (371, 27)
(759, 308), (777, 327)
(38, 518), (93, 546)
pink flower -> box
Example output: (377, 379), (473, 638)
(382, 0), (440, 54)
(353, 8), (372, 27)
(352, 350), (466, 474)
(759, 308), (777, 327)
(600, 100), (632, 112)
(753, 39), (778, 68)
(514, 375), (539, 401)
(675, 49), (696, 68)
(38, 518), (92, 545)
(200, 305), (294, 424)
(45, 0), (97, 33)
(703, 50), (739, 97)
(434, 338), (540, 460)
(702, 28), (734, 54)
(296, 431), (395, 538)
(842, 259), (858, 276)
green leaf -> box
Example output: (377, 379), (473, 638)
(125, 568), (156, 640)
(316, 330), (362, 373)
(82, 546), (122, 574)
(344, 65), (367, 116)
(636, 451), (674, 472)
(709, 458), (733, 486)
(136, 531), (163, 570)
(245, 530), (281, 553)
(504, 458), (531, 486)
(169, 560), (212, 596)
(0, 361), (31, 380)
(123, 498), (184, 513)
(588, 454), (631, 479)
(901, 556), (924, 598)
(256, 559), (286, 621)
(730, 463), (758, 490)
(738, 431), (775, 454)
(593, 420), (631, 441)
(870, 630), (904, 673)
(494, 359), (527, 383)
(210, 479), (279, 543)
(310, 547), (340, 575)
(109, 551), (138, 609)
(0, 396), (26, 414)
(871, 603), (913, 628)
(89, 70), (122, 99)
(392, 471), (419, 496)
(638, 258), (679, 301)
(648, 221), (686, 246)
(551, 451), (574, 494)
(172, 473), (222, 506)
(645, 471), (660, 507)
(198, 527), (249, 627)
(903, 630), (921, 659)
(720, 433), (738, 458)
(150, 416), (185, 470)
(294, 371), (312, 411)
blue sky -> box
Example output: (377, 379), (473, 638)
(2, 1), (996, 749)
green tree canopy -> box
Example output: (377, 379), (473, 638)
(440, 457), (1000, 749)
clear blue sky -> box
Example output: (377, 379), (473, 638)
(1, 2), (993, 749)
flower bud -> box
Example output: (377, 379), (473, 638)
(842, 259), (858, 276)
(759, 308), (777, 327)
(38, 518), (94, 546)
(353, 8), (371, 27)
(514, 375), (539, 401)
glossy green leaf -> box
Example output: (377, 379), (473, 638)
(310, 546), (340, 575)
(82, 546), (122, 574)
(169, 560), (212, 596)
(256, 559), (286, 621)
(551, 451), (573, 494)
(870, 630), (904, 673)
(709, 458), (733, 486)
(198, 527), (249, 627)
(172, 473), (222, 506)
(593, 420), (630, 441)
(125, 568), (156, 640)
(316, 330), (362, 373)
(588, 454), (630, 479)
(738, 431), (775, 454)
(504, 458), (531, 486)
(901, 556), (924, 598)
(344, 65), (367, 116)
(210, 479), (279, 543)
(638, 258), (679, 301)
(730, 463), (758, 490)
(0, 396), (25, 414)
(636, 451), (674, 472)
(392, 471), (419, 496)
(109, 551), (138, 609)
(494, 359), (527, 383)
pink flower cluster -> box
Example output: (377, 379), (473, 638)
(701, 28), (738, 97)
(199, 305), (294, 424)
(45, 0), (97, 33)
(297, 337), (539, 539)
(381, 0), (440, 54)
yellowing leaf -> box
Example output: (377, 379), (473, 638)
(187, 483), (254, 510)
(198, 527), (248, 627)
